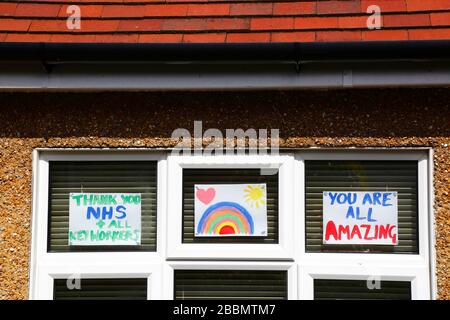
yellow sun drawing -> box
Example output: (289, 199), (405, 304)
(244, 185), (266, 208)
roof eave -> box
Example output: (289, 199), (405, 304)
(1, 40), (450, 64)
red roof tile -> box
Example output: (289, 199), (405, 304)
(0, 0), (448, 43)
(226, 32), (271, 42)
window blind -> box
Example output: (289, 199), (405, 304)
(314, 279), (411, 300)
(54, 278), (147, 300)
(182, 169), (279, 244)
(48, 161), (157, 252)
(175, 270), (287, 300)
(305, 160), (418, 253)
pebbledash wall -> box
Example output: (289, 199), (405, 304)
(0, 88), (448, 300)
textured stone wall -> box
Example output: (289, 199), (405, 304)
(0, 89), (448, 300)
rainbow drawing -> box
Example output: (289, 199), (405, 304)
(196, 201), (254, 235)
(194, 184), (267, 237)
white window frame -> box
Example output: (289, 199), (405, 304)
(165, 154), (295, 260)
(29, 149), (435, 300)
(35, 258), (163, 300)
(295, 150), (433, 300)
(165, 261), (297, 300)
(29, 150), (167, 299)
(298, 263), (429, 300)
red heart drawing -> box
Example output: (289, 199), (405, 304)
(196, 187), (216, 205)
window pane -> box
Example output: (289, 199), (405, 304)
(54, 278), (147, 300)
(175, 270), (287, 300)
(48, 161), (157, 252)
(182, 169), (279, 243)
(314, 279), (411, 300)
(305, 160), (418, 253)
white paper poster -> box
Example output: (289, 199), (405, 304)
(69, 193), (141, 246)
(194, 184), (267, 237)
(322, 191), (398, 245)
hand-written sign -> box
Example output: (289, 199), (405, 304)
(194, 184), (268, 237)
(323, 191), (398, 245)
(69, 193), (141, 246)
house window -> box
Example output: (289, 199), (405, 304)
(166, 154), (295, 260)
(182, 169), (279, 244)
(47, 161), (158, 252)
(313, 279), (411, 300)
(30, 151), (164, 299)
(54, 278), (148, 300)
(174, 270), (288, 300)
(297, 151), (432, 300)
(305, 160), (419, 253)
(30, 150), (433, 300)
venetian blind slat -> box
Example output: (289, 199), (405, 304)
(182, 169), (279, 244)
(175, 270), (287, 300)
(305, 160), (419, 254)
(48, 161), (157, 252)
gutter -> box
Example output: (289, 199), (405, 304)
(0, 41), (449, 90)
